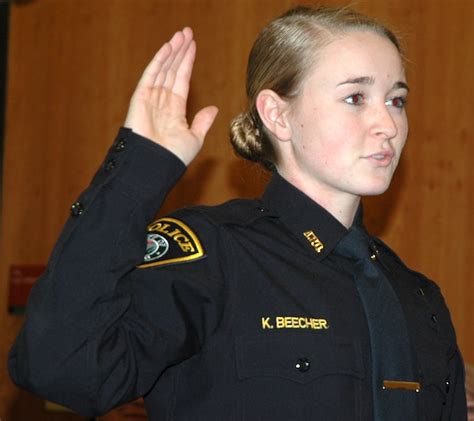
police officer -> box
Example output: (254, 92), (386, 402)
(9, 6), (467, 420)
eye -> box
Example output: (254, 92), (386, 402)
(345, 93), (364, 105)
(386, 96), (407, 109)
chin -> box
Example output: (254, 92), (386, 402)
(356, 180), (393, 197)
(361, 188), (389, 197)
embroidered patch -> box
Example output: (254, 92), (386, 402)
(138, 217), (205, 268)
(144, 233), (169, 262)
(260, 316), (329, 330)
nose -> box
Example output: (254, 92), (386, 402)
(371, 103), (398, 140)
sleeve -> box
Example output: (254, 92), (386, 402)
(8, 128), (225, 416)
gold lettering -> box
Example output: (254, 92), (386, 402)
(148, 222), (196, 253)
(273, 316), (330, 330)
(167, 229), (181, 237)
(148, 221), (166, 231)
(312, 241), (324, 253)
(173, 233), (189, 243)
(179, 242), (195, 252)
(158, 223), (170, 233)
(320, 319), (329, 329)
(303, 231), (324, 253)
(261, 317), (273, 329)
(304, 231), (316, 240)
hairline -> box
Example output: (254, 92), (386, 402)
(284, 25), (403, 102)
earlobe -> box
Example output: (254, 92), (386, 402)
(255, 89), (292, 142)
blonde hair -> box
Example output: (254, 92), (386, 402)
(229, 5), (401, 171)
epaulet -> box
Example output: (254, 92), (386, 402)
(137, 200), (277, 269)
(190, 198), (277, 226)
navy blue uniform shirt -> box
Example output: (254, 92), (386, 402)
(9, 128), (467, 420)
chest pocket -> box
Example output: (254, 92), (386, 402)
(235, 332), (366, 420)
(236, 331), (364, 383)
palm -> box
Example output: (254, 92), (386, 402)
(124, 28), (218, 165)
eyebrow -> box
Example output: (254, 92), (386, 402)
(337, 76), (375, 86)
(337, 77), (410, 92)
(393, 81), (410, 92)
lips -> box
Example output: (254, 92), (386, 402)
(363, 150), (395, 166)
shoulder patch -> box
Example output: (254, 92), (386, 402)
(138, 217), (205, 268)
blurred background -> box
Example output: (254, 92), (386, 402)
(0, 0), (472, 419)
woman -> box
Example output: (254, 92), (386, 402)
(9, 5), (467, 420)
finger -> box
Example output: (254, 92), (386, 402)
(135, 42), (172, 91)
(190, 106), (219, 142)
(162, 27), (193, 91)
(153, 30), (185, 88)
(173, 39), (196, 99)
(134, 29), (184, 91)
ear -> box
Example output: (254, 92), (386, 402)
(255, 89), (292, 142)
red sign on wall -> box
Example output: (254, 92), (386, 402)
(8, 264), (46, 314)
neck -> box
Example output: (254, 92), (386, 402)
(278, 171), (361, 229)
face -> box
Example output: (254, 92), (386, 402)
(278, 30), (409, 205)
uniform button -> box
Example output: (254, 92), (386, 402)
(115, 138), (127, 151)
(104, 158), (116, 171)
(431, 314), (438, 323)
(70, 201), (84, 217)
(369, 243), (379, 261)
(418, 287), (425, 296)
(295, 358), (310, 373)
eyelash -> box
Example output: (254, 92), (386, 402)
(344, 93), (407, 109)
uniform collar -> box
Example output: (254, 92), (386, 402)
(261, 172), (364, 261)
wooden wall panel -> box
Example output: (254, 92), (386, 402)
(0, 0), (472, 418)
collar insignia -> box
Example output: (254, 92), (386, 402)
(303, 230), (324, 253)
(138, 217), (205, 268)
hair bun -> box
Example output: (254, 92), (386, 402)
(230, 112), (266, 162)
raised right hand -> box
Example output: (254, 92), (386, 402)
(124, 27), (218, 166)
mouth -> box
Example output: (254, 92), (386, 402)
(363, 150), (395, 166)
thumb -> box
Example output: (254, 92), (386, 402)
(190, 106), (219, 142)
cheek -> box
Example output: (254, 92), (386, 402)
(396, 115), (409, 150)
(322, 111), (363, 140)
(320, 119), (362, 158)
(316, 142), (346, 169)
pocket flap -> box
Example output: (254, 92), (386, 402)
(236, 332), (364, 384)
